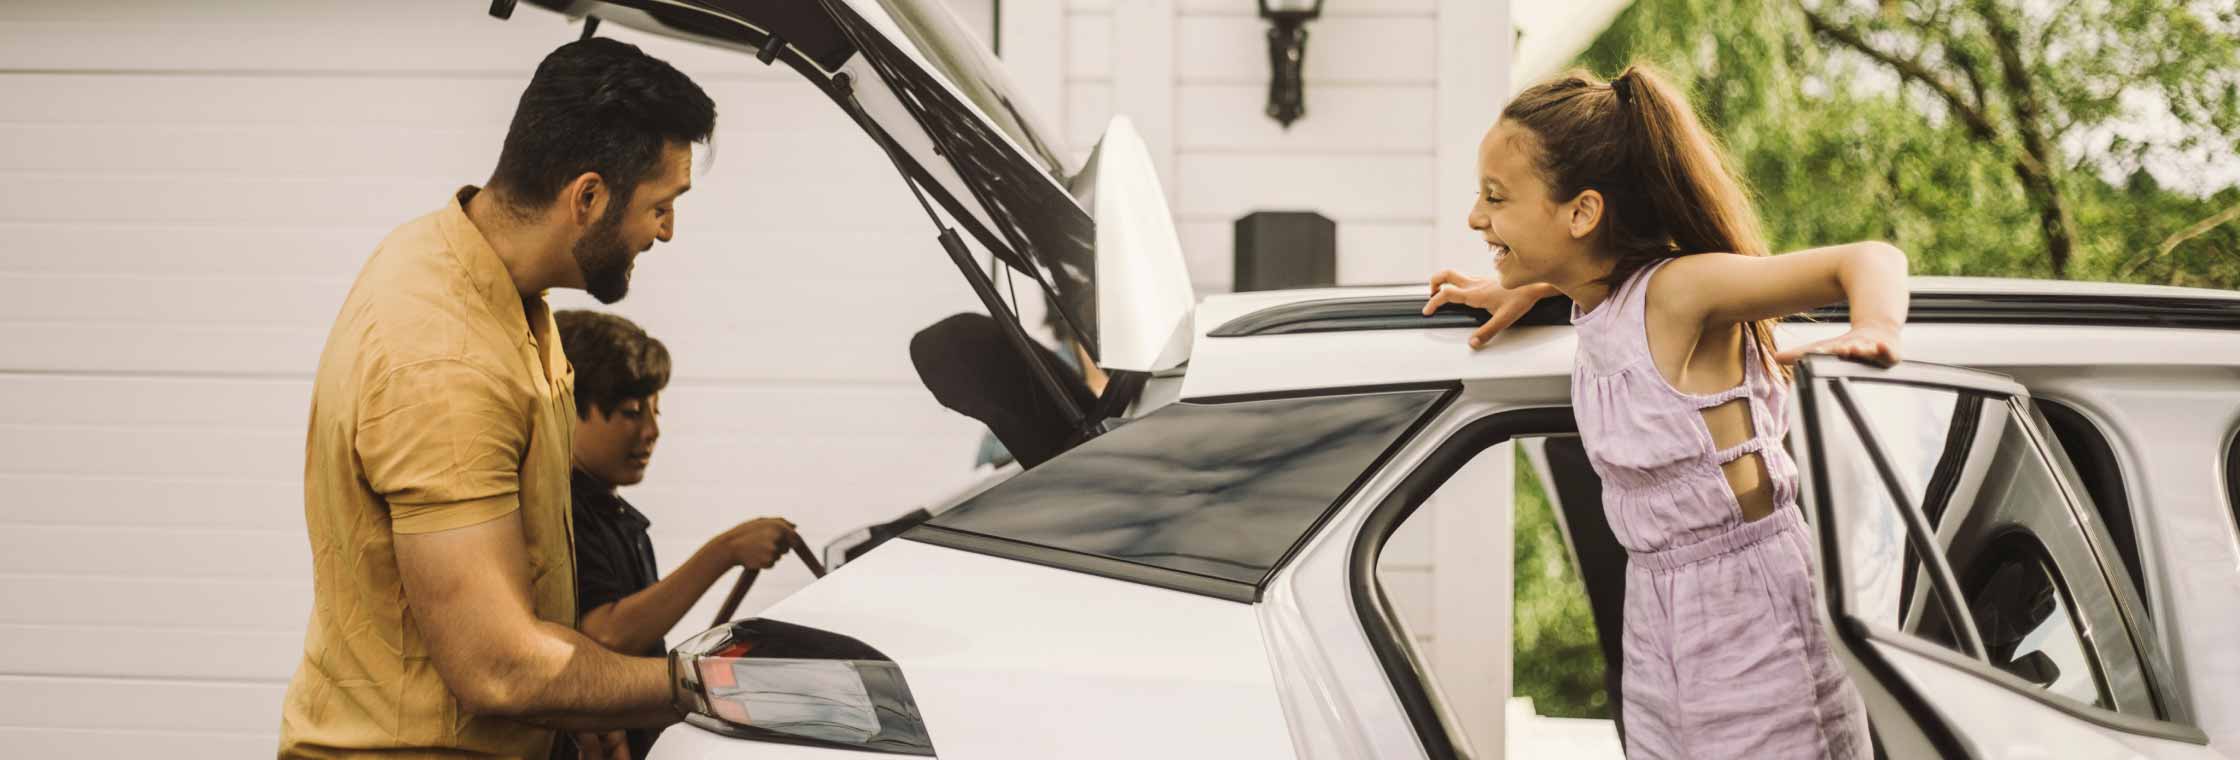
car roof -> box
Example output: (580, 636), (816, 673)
(1176, 277), (2240, 401)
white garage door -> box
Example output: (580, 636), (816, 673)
(0, 1), (1008, 754)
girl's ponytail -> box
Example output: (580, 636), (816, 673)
(1505, 64), (1786, 380)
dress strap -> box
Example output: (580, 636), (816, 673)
(1714, 437), (1768, 465)
(1692, 384), (1753, 409)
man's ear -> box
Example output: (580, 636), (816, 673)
(563, 172), (609, 227)
(1567, 189), (1605, 240)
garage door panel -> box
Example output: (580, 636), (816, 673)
(0, 105), (857, 178)
(0, 625), (303, 683)
(0, 269), (958, 328)
(0, 675), (284, 733)
(0, 525), (307, 580)
(0, 15), (774, 80)
(0, 374), (960, 438)
(0, 221), (945, 283)
(0, 727), (278, 759)
(0, 577), (307, 631)
(5, 74), (817, 130)
(0, 317), (956, 381)
(0, 475), (297, 530)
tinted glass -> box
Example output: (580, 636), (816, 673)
(1828, 379), (2124, 711)
(1815, 380), (1969, 655)
(1950, 412), (2114, 708)
(929, 389), (1450, 584)
(1963, 537), (2105, 707)
(1842, 382), (1965, 518)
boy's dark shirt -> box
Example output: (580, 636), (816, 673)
(558, 468), (664, 760)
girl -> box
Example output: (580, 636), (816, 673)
(1426, 66), (1905, 759)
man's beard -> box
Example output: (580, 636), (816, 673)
(572, 210), (635, 304)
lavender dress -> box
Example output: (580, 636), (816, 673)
(1570, 258), (1870, 759)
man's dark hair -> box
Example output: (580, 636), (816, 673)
(488, 38), (716, 216)
(557, 309), (673, 419)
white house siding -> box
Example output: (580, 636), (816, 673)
(0, 1), (1000, 755)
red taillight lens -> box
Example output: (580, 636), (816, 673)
(670, 619), (933, 755)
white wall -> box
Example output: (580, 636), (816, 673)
(0, 1), (998, 755)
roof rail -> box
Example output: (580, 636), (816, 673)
(1207, 292), (2240, 338)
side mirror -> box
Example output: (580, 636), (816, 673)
(2006, 650), (2062, 687)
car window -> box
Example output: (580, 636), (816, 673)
(1814, 380), (1974, 655)
(1827, 380), (2130, 712)
(925, 387), (1450, 589)
(1963, 534), (2103, 706)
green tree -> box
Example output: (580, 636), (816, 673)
(1512, 447), (1610, 719)
(1569, 0), (2240, 283)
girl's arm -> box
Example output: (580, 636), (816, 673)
(1652, 242), (1910, 366)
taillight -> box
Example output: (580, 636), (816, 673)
(669, 618), (935, 756)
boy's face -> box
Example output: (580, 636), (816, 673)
(575, 393), (660, 486)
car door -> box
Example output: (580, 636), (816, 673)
(1790, 356), (2218, 759)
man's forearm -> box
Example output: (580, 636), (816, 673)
(502, 622), (682, 731)
(580, 548), (733, 654)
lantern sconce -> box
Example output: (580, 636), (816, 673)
(1260, 0), (1323, 128)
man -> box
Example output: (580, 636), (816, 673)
(281, 38), (714, 758)
(550, 309), (798, 760)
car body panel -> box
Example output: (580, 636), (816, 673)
(1997, 367), (2240, 748)
(1876, 643), (2225, 759)
(671, 538), (1296, 759)
(1082, 115), (1194, 374)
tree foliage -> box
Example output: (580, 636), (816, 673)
(1561, 0), (2240, 284)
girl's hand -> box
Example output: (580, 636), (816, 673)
(1775, 325), (1900, 368)
(1423, 269), (1554, 350)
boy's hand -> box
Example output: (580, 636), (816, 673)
(711, 517), (797, 570)
(1424, 269), (1554, 350)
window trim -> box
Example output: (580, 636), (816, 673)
(1347, 406), (1580, 760)
(2227, 426), (2240, 592)
(1804, 365), (2209, 746)
(2032, 399), (2150, 612)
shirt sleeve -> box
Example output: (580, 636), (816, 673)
(357, 358), (528, 534)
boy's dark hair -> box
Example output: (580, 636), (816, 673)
(488, 38), (716, 216)
(557, 309), (672, 419)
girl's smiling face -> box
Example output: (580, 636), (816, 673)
(1464, 120), (1609, 293)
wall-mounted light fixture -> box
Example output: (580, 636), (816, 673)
(1259, 0), (1323, 128)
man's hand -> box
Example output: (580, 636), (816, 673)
(1423, 270), (1556, 350)
(574, 731), (629, 760)
(710, 517), (797, 570)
